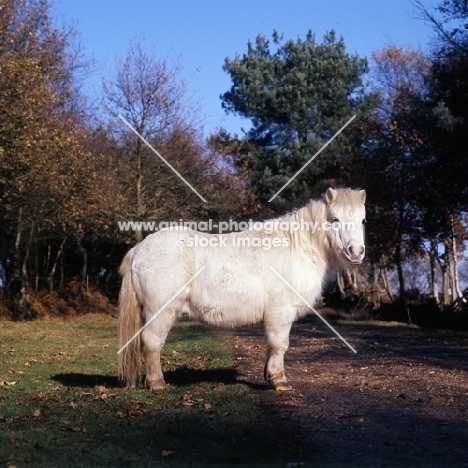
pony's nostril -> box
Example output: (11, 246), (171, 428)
(346, 244), (365, 259)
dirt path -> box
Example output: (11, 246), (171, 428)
(218, 315), (468, 467)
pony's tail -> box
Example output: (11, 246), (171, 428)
(117, 248), (142, 388)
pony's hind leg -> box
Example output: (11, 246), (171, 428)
(141, 308), (177, 390)
(264, 317), (293, 391)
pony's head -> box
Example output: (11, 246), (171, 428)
(324, 188), (366, 266)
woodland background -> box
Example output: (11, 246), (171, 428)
(1, 0), (467, 323)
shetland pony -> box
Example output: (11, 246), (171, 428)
(118, 188), (366, 391)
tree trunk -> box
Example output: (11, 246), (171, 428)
(76, 239), (88, 302)
(48, 237), (66, 293)
(135, 138), (144, 243)
(336, 270), (345, 296)
(450, 216), (463, 302)
(373, 267), (379, 286)
(351, 269), (358, 291)
(380, 264), (393, 301)
(441, 260), (450, 306)
(21, 221), (34, 280)
(395, 242), (411, 323)
(59, 260), (65, 293)
(436, 236), (452, 307)
(428, 238), (440, 305)
(8, 207), (32, 319)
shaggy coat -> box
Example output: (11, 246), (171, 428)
(118, 187), (366, 391)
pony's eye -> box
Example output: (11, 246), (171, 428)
(331, 217), (339, 223)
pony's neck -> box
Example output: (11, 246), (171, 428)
(277, 199), (328, 247)
(287, 198), (327, 225)
(284, 198), (341, 273)
(276, 197), (328, 239)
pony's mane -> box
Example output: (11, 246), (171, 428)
(278, 195), (327, 245)
(249, 188), (364, 246)
(271, 188), (363, 222)
(282, 196), (326, 225)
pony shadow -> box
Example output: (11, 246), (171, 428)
(163, 367), (269, 390)
(162, 365), (240, 387)
(52, 373), (119, 388)
(52, 366), (253, 389)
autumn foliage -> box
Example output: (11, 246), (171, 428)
(1, 0), (467, 321)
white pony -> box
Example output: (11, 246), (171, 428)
(118, 188), (366, 391)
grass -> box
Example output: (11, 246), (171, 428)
(0, 314), (287, 467)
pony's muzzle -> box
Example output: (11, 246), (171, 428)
(344, 243), (365, 265)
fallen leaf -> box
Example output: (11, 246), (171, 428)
(204, 403), (212, 411)
(32, 408), (41, 418)
(3, 381), (17, 386)
(70, 401), (78, 409)
(182, 393), (196, 406)
(161, 450), (175, 457)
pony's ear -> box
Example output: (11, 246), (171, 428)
(359, 190), (366, 204)
(325, 188), (337, 204)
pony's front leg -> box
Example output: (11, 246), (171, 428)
(264, 317), (293, 391)
(144, 349), (166, 390)
(141, 309), (176, 390)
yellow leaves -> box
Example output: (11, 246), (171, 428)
(124, 400), (159, 418)
(61, 424), (88, 433)
(372, 45), (428, 66)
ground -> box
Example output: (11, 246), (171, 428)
(218, 314), (468, 467)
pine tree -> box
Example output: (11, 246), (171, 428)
(221, 30), (371, 212)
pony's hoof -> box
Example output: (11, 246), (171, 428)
(146, 380), (167, 390)
(273, 382), (293, 391)
(267, 379), (293, 391)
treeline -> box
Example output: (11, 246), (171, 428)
(0, 0), (467, 321)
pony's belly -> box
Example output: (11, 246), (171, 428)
(189, 297), (264, 328)
(186, 257), (323, 327)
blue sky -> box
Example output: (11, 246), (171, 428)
(53, 0), (440, 136)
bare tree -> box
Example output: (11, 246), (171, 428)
(103, 40), (204, 242)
